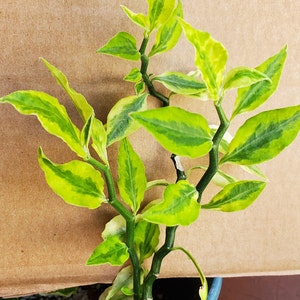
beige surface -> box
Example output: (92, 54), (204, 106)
(0, 0), (299, 297)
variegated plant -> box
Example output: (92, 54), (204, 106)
(1, 1), (299, 300)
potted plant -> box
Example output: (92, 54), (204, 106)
(1, 1), (299, 299)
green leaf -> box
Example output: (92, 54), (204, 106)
(202, 180), (266, 212)
(134, 220), (159, 262)
(91, 118), (108, 164)
(81, 113), (94, 157)
(124, 68), (142, 83)
(44, 287), (78, 297)
(134, 81), (145, 95)
(131, 106), (212, 158)
(240, 165), (268, 180)
(223, 66), (271, 90)
(179, 19), (228, 100)
(187, 165), (237, 187)
(106, 94), (148, 146)
(99, 266), (135, 300)
(102, 215), (126, 240)
(148, 0), (183, 56)
(40, 58), (93, 122)
(38, 148), (105, 209)
(212, 169), (237, 187)
(210, 125), (267, 179)
(86, 235), (129, 266)
(121, 5), (148, 30)
(117, 139), (147, 213)
(152, 71), (206, 95)
(221, 105), (300, 165)
(98, 32), (140, 61)
(142, 180), (200, 226)
(147, 0), (176, 31)
(146, 179), (169, 190)
(232, 46), (287, 118)
(0, 91), (86, 158)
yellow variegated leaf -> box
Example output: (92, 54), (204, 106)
(40, 58), (93, 122)
(131, 106), (212, 158)
(38, 148), (105, 209)
(0, 91), (86, 158)
(202, 180), (266, 212)
(221, 105), (300, 165)
(142, 181), (200, 226)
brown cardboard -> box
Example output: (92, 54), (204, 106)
(0, 0), (299, 297)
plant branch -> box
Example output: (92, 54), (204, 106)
(142, 226), (177, 300)
(87, 157), (141, 299)
(196, 102), (229, 202)
(139, 38), (169, 106)
(142, 155), (186, 299)
(171, 246), (208, 299)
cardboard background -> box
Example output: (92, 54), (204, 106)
(0, 0), (299, 297)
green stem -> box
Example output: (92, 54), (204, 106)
(196, 101), (230, 202)
(171, 246), (208, 298)
(142, 155), (186, 299)
(87, 157), (141, 300)
(142, 226), (178, 300)
(139, 37), (169, 106)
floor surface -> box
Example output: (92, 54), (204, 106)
(220, 275), (300, 300)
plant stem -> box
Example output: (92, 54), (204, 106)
(142, 155), (186, 300)
(139, 37), (169, 106)
(196, 101), (230, 202)
(142, 226), (178, 300)
(87, 157), (141, 299)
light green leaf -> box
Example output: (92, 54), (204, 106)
(121, 5), (148, 30)
(91, 118), (108, 164)
(99, 287), (132, 300)
(131, 106), (212, 158)
(223, 66), (271, 90)
(117, 139), (147, 213)
(99, 266), (135, 300)
(221, 105), (300, 165)
(147, 0), (176, 31)
(212, 169), (237, 187)
(232, 46), (287, 118)
(44, 287), (78, 297)
(40, 58), (93, 122)
(187, 165), (237, 187)
(98, 32), (140, 61)
(124, 68), (142, 83)
(210, 126), (267, 179)
(38, 148), (105, 209)
(142, 180), (200, 226)
(106, 94), (148, 146)
(134, 81), (145, 95)
(134, 220), (160, 262)
(0, 91), (86, 158)
(148, 0), (183, 56)
(240, 165), (268, 180)
(102, 215), (126, 240)
(146, 179), (169, 190)
(86, 235), (129, 266)
(121, 287), (133, 297)
(152, 71), (206, 95)
(179, 19), (228, 100)
(202, 180), (266, 212)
